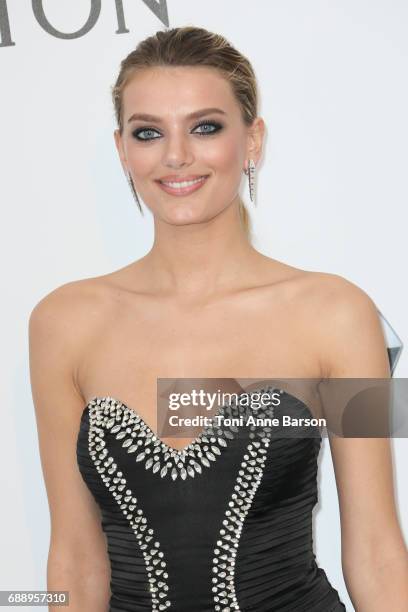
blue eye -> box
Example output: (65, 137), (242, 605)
(132, 127), (161, 141)
(132, 120), (223, 141)
(193, 121), (223, 135)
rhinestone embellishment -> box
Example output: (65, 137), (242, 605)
(87, 403), (172, 610)
(211, 435), (271, 611)
(85, 396), (243, 482)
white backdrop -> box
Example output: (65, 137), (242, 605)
(1, 2), (407, 611)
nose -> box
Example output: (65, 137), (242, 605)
(162, 131), (193, 168)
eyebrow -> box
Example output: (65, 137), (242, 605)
(127, 107), (227, 124)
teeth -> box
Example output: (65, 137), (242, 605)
(161, 176), (206, 188)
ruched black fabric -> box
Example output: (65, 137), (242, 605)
(76, 390), (347, 611)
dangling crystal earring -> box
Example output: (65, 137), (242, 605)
(244, 159), (256, 204)
(126, 170), (144, 215)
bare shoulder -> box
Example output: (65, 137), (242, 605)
(305, 270), (383, 333)
(268, 265), (379, 320)
(29, 257), (147, 323)
(29, 276), (117, 392)
(299, 271), (389, 377)
(259, 259), (374, 304)
(295, 270), (378, 312)
(29, 275), (114, 332)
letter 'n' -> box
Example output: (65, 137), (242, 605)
(115, 0), (169, 32)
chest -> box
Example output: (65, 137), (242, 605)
(77, 292), (323, 433)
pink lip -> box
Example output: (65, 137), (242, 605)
(156, 175), (209, 196)
(158, 174), (208, 182)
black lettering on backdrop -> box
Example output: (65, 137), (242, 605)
(139, 0), (169, 28)
(0, 0), (169, 48)
(114, 0), (169, 33)
(114, 0), (130, 34)
(0, 0), (14, 47)
(32, 0), (101, 40)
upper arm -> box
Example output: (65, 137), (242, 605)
(29, 284), (110, 573)
(316, 275), (406, 568)
(319, 274), (390, 379)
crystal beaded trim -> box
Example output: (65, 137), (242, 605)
(85, 395), (246, 482)
(87, 403), (172, 610)
(211, 435), (271, 611)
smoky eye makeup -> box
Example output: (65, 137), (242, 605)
(131, 119), (225, 141)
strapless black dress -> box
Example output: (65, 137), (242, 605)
(76, 387), (347, 611)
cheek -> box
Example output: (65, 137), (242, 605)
(127, 145), (158, 177)
(200, 135), (245, 177)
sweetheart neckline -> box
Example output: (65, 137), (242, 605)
(81, 385), (281, 455)
(82, 395), (231, 455)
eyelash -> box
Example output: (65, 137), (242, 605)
(131, 120), (223, 141)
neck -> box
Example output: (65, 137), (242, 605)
(141, 199), (259, 298)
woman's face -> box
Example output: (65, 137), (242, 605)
(114, 65), (263, 226)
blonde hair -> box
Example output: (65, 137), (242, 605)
(112, 26), (259, 241)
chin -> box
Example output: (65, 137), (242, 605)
(159, 203), (206, 223)
(167, 213), (204, 225)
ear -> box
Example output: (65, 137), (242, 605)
(114, 129), (127, 172)
(245, 117), (265, 167)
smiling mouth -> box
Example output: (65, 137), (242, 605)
(159, 175), (208, 187)
(156, 175), (209, 196)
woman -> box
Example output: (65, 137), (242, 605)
(29, 26), (407, 611)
